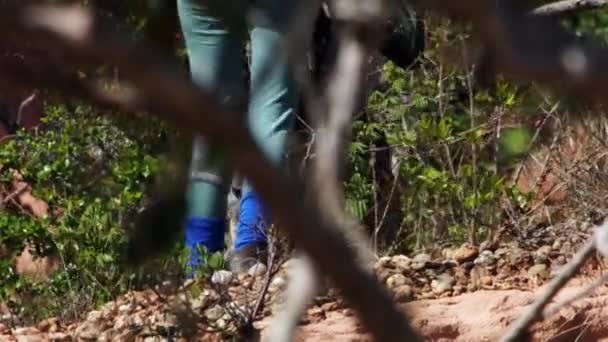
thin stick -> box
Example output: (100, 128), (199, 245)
(500, 239), (596, 342)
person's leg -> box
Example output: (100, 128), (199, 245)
(177, 0), (246, 272)
(233, 0), (298, 256)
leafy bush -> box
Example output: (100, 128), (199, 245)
(0, 102), (190, 322)
(345, 22), (536, 253)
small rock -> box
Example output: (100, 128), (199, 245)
(248, 263), (268, 277)
(431, 273), (454, 294)
(413, 253), (431, 270)
(528, 264), (550, 279)
(386, 274), (407, 289)
(474, 250), (496, 266)
(76, 322), (103, 341)
(441, 247), (455, 260)
(320, 302), (339, 312)
(86, 310), (102, 322)
(552, 239), (563, 250)
(37, 317), (58, 332)
(494, 248), (509, 257)
(113, 315), (132, 330)
(211, 270), (234, 286)
(215, 318), (227, 330)
(14, 327), (39, 335)
(413, 253), (431, 264)
(205, 305), (225, 322)
(508, 248), (527, 264)
(118, 303), (134, 314)
(158, 313), (178, 329)
(479, 240), (492, 252)
(16, 336), (44, 342)
(269, 276), (287, 293)
(377, 256), (392, 268)
(391, 255), (412, 271)
(534, 246), (552, 263)
(237, 273), (250, 282)
(307, 306), (326, 321)
(481, 276), (493, 286)
(47, 332), (70, 341)
(191, 294), (208, 310)
(393, 285), (413, 302)
(452, 244), (479, 263)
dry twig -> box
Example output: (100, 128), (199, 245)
(500, 239), (596, 342)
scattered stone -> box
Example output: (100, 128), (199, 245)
(47, 332), (70, 341)
(158, 313), (178, 330)
(391, 255), (412, 271)
(269, 276), (287, 293)
(528, 264), (550, 279)
(37, 317), (58, 332)
(431, 274), (454, 294)
(191, 294), (207, 311)
(76, 321), (103, 341)
(377, 256), (392, 268)
(413, 253), (431, 270)
(307, 306), (326, 322)
(508, 248), (527, 264)
(481, 276), (493, 286)
(474, 250), (496, 266)
(118, 303), (134, 314)
(113, 315), (132, 330)
(534, 246), (552, 263)
(215, 318), (227, 330)
(320, 302), (339, 312)
(386, 273), (408, 289)
(205, 305), (225, 322)
(86, 310), (102, 322)
(453, 244), (479, 263)
(211, 270), (234, 286)
(248, 263), (268, 277)
(441, 247), (455, 260)
(16, 335), (44, 342)
(14, 327), (38, 335)
(479, 240), (493, 252)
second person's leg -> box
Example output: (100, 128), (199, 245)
(177, 0), (246, 272)
(232, 0), (298, 262)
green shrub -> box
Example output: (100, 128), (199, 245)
(0, 102), (189, 322)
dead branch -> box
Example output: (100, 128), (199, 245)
(532, 0), (608, 16)
(265, 1), (387, 340)
(500, 239), (596, 342)
(0, 3), (420, 341)
(543, 271), (608, 319)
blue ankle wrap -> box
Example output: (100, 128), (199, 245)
(235, 190), (269, 251)
(184, 216), (225, 272)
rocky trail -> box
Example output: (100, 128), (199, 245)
(2, 219), (608, 341)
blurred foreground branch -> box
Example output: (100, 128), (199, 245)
(0, 2), (419, 341)
(532, 0), (608, 15)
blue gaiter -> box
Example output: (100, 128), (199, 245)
(184, 216), (225, 274)
(235, 190), (269, 251)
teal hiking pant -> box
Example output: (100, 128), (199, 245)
(177, 0), (297, 257)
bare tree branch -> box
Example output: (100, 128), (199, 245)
(266, 2), (388, 340)
(532, 0), (608, 16)
(500, 239), (596, 342)
(0, 3), (420, 341)
(543, 271), (608, 319)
